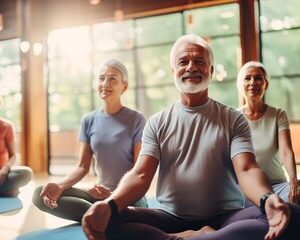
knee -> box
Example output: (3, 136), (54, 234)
(23, 167), (33, 183)
(32, 186), (45, 209)
(15, 167), (33, 185)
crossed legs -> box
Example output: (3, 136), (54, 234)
(0, 166), (32, 196)
(108, 205), (300, 240)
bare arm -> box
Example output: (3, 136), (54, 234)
(40, 142), (93, 207)
(56, 142), (93, 188)
(82, 155), (158, 239)
(278, 129), (300, 203)
(133, 142), (142, 164)
(110, 154), (158, 211)
(233, 152), (290, 240)
(233, 152), (272, 205)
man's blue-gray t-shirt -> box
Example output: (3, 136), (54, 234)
(140, 98), (254, 220)
(79, 107), (145, 190)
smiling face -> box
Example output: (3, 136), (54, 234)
(97, 66), (128, 101)
(242, 67), (268, 101)
(173, 43), (213, 94)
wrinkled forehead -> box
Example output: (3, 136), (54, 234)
(174, 43), (209, 62)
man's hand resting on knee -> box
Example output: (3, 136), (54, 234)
(264, 194), (291, 240)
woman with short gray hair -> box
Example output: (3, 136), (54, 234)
(33, 59), (147, 222)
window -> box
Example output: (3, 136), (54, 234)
(260, 0), (300, 121)
(47, 3), (240, 174)
(47, 27), (93, 174)
(185, 4), (240, 108)
(48, 27), (93, 130)
(0, 38), (21, 162)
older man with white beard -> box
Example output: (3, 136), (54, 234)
(82, 34), (300, 240)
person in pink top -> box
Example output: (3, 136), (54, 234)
(0, 95), (32, 196)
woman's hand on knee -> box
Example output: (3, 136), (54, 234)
(40, 182), (64, 209)
(87, 184), (112, 200)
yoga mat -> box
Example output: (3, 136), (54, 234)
(16, 224), (86, 240)
(0, 197), (23, 213)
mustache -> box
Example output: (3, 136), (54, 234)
(181, 72), (204, 79)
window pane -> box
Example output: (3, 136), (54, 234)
(0, 38), (21, 164)
(260, 0), (300, 121)
(136, 13), (183, 46)
(0, 93), (22, 130)
(92, 90), (102, 110)
(48, 26), (91, 59)
(93, 20), (134, 51)
(49, 93), (92, 130)
(0, 64), (21, 94)
(210, 36), (240, 82)
(185, 3), (239, 37)
(120, 89), (136, 110)
(48, 56), (92, 93)
(261, 29), (300, 76)
(136, 45), (172, 87)
(260, 0), (300, 31)
(0, 39), (20, 65)
(0, 39), (21, 129)
(265, 77), (300, 121)
(138, 85), (180, 118)
(209, 81), (238, 108)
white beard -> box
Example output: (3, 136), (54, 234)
(174, 72), (210, 94)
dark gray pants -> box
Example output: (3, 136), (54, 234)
(108, 204), (300, 240)
(32, 186), (148, 222)
(0, 166), (32, 194)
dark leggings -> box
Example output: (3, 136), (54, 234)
(32, 186), (148, 222)
(108, 204), (300, 240)
(0, 166), (32, 194)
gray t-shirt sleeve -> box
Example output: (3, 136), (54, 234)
(132, 113), (146, 144)
(277, 109), (289, 132)
(140, 116), (160, 161)
(230, 112), (254, 159)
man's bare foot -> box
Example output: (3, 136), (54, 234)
(198, 226), (215, 234)
(172, 226), (215, 238)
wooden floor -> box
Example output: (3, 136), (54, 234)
(0, 173), (157, 240)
